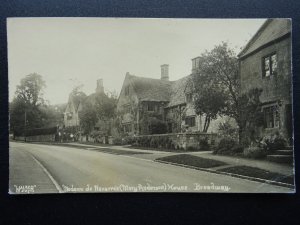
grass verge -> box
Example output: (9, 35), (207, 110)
(156, 154), (226, 168)
(218, 166), (294, 185)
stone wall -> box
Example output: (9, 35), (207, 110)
(129, 132), (221, 150)
(239, 36), (292, 140)
(15, 134), (56, 142)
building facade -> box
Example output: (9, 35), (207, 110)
(117, 62), (224, 135)
(238, 19), (292, 142)
(64, 79), (105, 128)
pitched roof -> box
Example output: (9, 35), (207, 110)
(128, 74), (173, 102)
(124, 73), (192, 108)
(67, 92), (86, 112)
(238, 19), (291, 59)
(167, 75), (191, 108)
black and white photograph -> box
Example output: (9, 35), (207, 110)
(8, 17), (294, 193)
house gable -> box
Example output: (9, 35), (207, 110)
(238, 19), (291, 59)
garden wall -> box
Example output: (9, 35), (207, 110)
(14, 134), (56, 142)
(122, 132), (221, 151)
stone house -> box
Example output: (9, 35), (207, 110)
(64, 79), (105, 129)
(64, 93), (84, 128)
(238, 19), (292, 142)
(117, 62), (225, 135)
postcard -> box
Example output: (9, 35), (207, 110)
(8, 18), (294, 193)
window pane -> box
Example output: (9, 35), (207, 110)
(271, 54), (277, 75)
(264, 57), (270, 77)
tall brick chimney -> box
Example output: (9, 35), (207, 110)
(96, 78), (104, 94)
(160, 64), (169, 81)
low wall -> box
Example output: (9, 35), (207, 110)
(15, 134), (56, 142)
(122, 132), (221, 150)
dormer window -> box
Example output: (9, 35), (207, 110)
(262, 53), (277, 77)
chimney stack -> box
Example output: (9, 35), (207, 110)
(160, 64), (169, 81)
(96, 78), (104, 94)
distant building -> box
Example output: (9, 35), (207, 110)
(64, 79), (105, 128)
(117, 62), (224, 135)
(238, 19), (292, 141)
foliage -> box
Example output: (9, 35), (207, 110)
(259, 132), (287, 152)
(243, 146), (267, 159)
(15, 73), (46, 106)
(9, 73), (56, 134)
(79, 101), (98, 135)
(134, 135), (175, 150)
(94, 92), (118, 120)
(140, 113), (167, 135)
(192, 42), (239, 132)
(78, 89), (117, 136)
(213, 137), (243, 155)
(218, 120), (238, 140)
(238, 88), (264, 146)
(199, 137), (210, 150)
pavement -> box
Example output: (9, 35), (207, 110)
(9, 141), (294, 194)
(65, 142), (294, 176)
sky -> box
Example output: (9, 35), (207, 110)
(7, 18), (265, 105)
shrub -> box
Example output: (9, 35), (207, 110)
(150, 137), (158, 148)
(231, 144), (244, 154)
(214, 137), (236, 155)
(260, 132), (287, 152)
(199, 137), (210, 150)
(113, 137), (122, 145)
(243, 146), (267, 159)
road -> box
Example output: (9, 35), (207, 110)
(9, 142), (292, 193)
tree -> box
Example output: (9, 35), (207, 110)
(10, 73), (48, 134)
(192, 42), (264, 143)
(15, 73), (46, 106)
(238, 88), (264, 145)
(78, 101), (98, 135)
(192, 42), (238, 132)
(94, 92), (118, 120)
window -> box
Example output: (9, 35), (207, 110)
(186, 93), (193, 103)
(147, 102), (155, 111)
(125, 86), (130, 96)
(185, 116), (196, 127)
(262, 53), (277, 77)
(264, 105), (280, 128)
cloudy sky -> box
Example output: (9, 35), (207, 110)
(8, 18), (265, 105)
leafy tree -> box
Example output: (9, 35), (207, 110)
(238, 88), (264, 145)
(192, 42), (239, 133)
(94, 92), (118, 120)
(10, 73), (48, 134)
(15, 73), (46, 106)
(78, 101), (98, 135)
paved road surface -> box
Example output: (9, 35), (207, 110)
(9, 142), (292, 193)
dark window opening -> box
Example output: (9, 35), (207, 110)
(147, 102), (155, 111)
(186, 93), (193, 103)
(185, 116), (196, 127)
(264, 105), (280, 128)
(262, 53), (277, 77)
